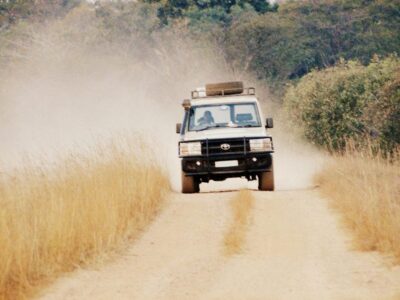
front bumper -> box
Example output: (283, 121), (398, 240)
(181, 152), (273, 176)
(179, 137), (274, 180)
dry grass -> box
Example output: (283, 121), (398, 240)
(223, 190), (255, 256)
(0, 140), (169, 300)
(316, 147), (400, 263)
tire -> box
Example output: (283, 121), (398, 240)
(258, 161), (275, 191)
(181, 172), (200, 193)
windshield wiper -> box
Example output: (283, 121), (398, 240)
(237, 124), (259, 128)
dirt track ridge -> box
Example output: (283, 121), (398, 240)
(39, 189), (400, 300)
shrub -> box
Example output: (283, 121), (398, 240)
(284, 56), (400, 152)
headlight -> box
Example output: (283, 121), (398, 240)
(249, 138), (273, 152)
(179, 142), (202, 156)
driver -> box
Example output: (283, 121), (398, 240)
(198, 110), (215, 126)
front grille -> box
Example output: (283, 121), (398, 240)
(202, 138), (249, 156)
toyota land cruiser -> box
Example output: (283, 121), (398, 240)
(176, 82), (274, 193)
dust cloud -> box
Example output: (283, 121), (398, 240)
(0, 9), (324, 192)
(273, 132), (325, 190)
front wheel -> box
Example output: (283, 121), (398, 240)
(258, 162), (274, 191)
(181, 172), (200, 193)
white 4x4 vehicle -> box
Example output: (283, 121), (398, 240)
(176, 82), (274, 193)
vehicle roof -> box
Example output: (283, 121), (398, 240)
(190, 95), (258, 106)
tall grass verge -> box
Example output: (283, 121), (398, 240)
(223, 190), (255, 256)
(316, 146), (400, 262)
(0, 139), (169, 300)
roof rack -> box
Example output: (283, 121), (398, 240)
(191, 87), (256, 99)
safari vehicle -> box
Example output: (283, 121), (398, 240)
(176, 82), (274, 193)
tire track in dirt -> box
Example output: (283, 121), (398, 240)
(38, 189), (400, 300)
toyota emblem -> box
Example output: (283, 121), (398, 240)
(220, 143), (231, 151)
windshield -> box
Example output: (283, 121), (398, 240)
(188, 103), (261, 131)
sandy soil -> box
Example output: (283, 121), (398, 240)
(38, 189), (400, 300)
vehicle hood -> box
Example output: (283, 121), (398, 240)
(182, 127), (270, 141)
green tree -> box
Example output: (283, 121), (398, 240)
(141, 0), (276, 24)
(0, 0), (81, 29)
(225, 0), (400, 86)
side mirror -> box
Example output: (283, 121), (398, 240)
(176, 123), (182, 134)
(265, 118), (273, 129)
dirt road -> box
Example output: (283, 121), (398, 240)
(39, 189), (400, 300)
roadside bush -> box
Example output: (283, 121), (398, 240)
(284, 56), (400, 152)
